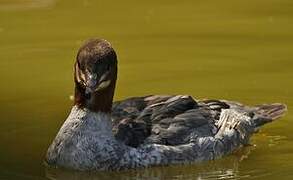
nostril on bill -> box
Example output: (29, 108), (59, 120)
(86, 74), (98, 89)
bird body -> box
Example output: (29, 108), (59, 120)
(46, 39), (287, 171)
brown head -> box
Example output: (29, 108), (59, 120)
(74, 39), (117, 113)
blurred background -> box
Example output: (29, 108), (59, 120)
(0, 0), (292, 179)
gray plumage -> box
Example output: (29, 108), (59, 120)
(46, 95), (287, 171)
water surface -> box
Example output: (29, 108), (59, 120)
(0, 0), (293, 179)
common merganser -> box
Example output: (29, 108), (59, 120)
(46, 39), (287, 171)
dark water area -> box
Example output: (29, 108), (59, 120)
(0, 0), (293, 179)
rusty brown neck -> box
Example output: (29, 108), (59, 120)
(74, 71), (117, 113)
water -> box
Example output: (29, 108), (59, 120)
(0, 0), (292, 179)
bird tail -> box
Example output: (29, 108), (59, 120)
(216, 103), (287, 140)
(252, 103), (287, 128)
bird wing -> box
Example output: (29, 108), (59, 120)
(112, 95), (231, 147)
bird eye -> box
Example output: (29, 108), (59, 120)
(106, 64), (111, 71)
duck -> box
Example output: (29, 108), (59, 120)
(46, 38), (287, 171)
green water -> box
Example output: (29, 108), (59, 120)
(0, 0), (292, 179)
